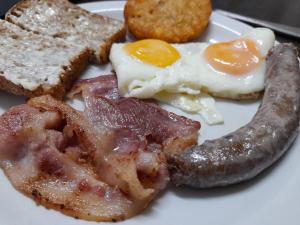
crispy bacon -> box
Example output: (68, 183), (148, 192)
(70, 75), (200, 195)
(0, 75), (200, 222)
(70, 75), (200, 153)
(0, 103), (140, 222)
(30, 95), (168, 201)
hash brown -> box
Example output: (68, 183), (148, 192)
(124, 0), (212, 43)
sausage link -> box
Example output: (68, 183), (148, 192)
(167, 43), (300, 188)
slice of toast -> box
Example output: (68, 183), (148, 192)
(6, 0), (126, 64)
(0, 19), (90, 99)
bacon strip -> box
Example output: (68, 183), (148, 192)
(0, 75), (200, 222)
(69, 75), (200, 196)
(0, 103), (140, 222)
(70, 75), (200, 153)
(30, 95), (169, 202)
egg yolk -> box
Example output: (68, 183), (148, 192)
(204, 39), (263, 76)
(124, 39), (181, 68)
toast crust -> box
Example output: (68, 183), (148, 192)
(6, 0), (126, 64)
(98, 27), (126, 64)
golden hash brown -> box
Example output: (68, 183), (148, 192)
(124, 0), (212, 43)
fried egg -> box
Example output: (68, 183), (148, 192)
(155, 92), (223, 124)
(109, 28), (275, 124)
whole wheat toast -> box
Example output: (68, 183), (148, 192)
(6, 0), (126, 64)
(0, 19), (90, 99)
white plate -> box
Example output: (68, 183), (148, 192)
(0, 1), (299, 225)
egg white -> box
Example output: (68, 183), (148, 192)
(109, 28), (275, 124)
(110, 43), (204, 98)
(155, 92), (224, 125)
(110, 42), (224, 124)
(193, 28), (275, 97)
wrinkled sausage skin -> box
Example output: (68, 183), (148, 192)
(168, 43), (300, 188)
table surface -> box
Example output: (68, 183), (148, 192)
(1, 0), (300, 48)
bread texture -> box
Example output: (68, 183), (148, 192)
(6, 0), (126, 64)
(0, 19), (90, 99)
(124, 0), (212, 43)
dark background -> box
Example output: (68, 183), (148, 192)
(1, 0), (300, 46)
(212, 0), (300, 28)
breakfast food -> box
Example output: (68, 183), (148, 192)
(202, 28), (275, 100)
(0, 0), (299, 222)
(109, 28), (275, 124)
(69, 75), (200, 155)
(0, 103), (139, 222)
(0, 76), (200, 221)
(109, 39), (223, 124)
(6, 0), (126, 64)
(124, 0), (212, 43)
(155, 92), (223, 125)
(168, 43), (300, 188)
(111, 28), (274, 99)
(69, 75), (200, 197)
(0, 19), (89, 99)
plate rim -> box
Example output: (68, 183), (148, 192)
(3, 2), (297, 225)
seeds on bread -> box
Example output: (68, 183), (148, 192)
(0, 19), (90, 99)
(6, 0), (126, 64)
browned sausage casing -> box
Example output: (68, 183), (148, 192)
(168, 43), (300, 188)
